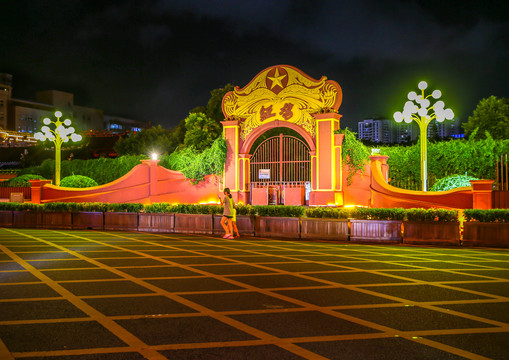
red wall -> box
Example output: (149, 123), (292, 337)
(37, 160), (220, 205)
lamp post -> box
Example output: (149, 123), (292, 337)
(393, 81), (454, 191)
(34, 111), (82, 186)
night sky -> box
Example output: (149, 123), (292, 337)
(1, 0), (508, 130)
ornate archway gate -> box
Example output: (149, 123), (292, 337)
(250, 133), (311, 205)
(220, 64), (345, 206)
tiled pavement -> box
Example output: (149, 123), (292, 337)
(0, 228), (508, 360)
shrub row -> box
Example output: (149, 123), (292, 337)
(0, 202), (143, 213)
(305, 207), (458, 221)
(464, 209), (509, 223)
(2, 203), (505, 222)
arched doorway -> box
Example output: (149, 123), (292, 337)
(249, 129), (311, 205)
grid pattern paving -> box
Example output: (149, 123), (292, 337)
(0, 228), (508, 359)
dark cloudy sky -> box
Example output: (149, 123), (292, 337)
(1, 0), (508, 130)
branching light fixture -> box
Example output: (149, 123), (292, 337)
(34, 111), (82, 186)
(393, 81), (454, 191)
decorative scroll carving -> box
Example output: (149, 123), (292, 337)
(222, 65), (342, 139)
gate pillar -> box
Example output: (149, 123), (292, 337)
(238, 153), (251, 204)
(221, 120), (242, 202)
(309, 113), (343, 206)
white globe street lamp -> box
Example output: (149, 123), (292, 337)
(34, 111), (82, 186)
(393, 81), (454, 191)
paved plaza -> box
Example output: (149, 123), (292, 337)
(0, 228), (508, 360)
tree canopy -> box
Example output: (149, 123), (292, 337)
(463, 96), (509, 139)
(204, 83), (235, 123)
(183, 112), (222, 152)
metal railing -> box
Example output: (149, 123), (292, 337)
(0, 186), (31, 200)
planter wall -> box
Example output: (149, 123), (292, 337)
(174, 213), (213, 234)
(301, 218), (349, 241)
(2, 209), (508, 249)
(13, 211), (42, 228)
(350, 220), (402, 243)
(463, 222), (509, 248)
(255, 216), (300, 239)
(403, 221), (460, 246)
(104, 212), (139, 231)
(138, 213), (174, 233)
(236, 215), (256, 236)
(41, 212), (73, 230)
(0, 210), (13, 227)
(72, 212), (104, 230)
(213, 215), (255, 236)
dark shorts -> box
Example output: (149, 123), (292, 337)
(222, 215), (232, 219)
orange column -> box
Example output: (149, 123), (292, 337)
(470, 180), (494, 209)
(309, 113), (342, 206)
(28, 180), (52, 204)
(220, 120), (240, 202)
(140, 159), (160, 204)
(237, 153), (251, 204)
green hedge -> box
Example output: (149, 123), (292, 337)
(0, 202), (143, 213)
(464, 209), (509, 223)
(380, 133), (509, 190)
(20, 156), (146, 185)
(60, 175), (99, 188)
(430, 175), (479, 191)
(6, 174), (46, 187)
(143, 203), (303, 217)
(254, 205), (305, 218)
(351, 207), (406, 220)
(305, 207), (352, 219)
(0, 203), (42, 211)
(143, 203), (174, 214)
(406, 208), (458, 222)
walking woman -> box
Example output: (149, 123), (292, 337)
(220, 188), (234, 239)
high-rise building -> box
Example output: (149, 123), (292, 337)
(427, 118), (464, 139)
(357, 118), (398, 144)
(358, 116), (463, 144)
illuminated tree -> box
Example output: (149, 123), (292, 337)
(393, 81), (454, 191)
(34, 111), (82, 186)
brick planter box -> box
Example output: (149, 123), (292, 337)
(463, 222), (509, 248)
(403, 221), (460, 246)
(104, 212), (139, 231)
(41, 212), (73, 230)
(301, 218), (349, 241)
(138, 213), (174, 233)
(255, 216), (300, 239)
(0, 210), (13, 227)
(13, 211), (42, 228)
(213, 214), (255, 236)
(350, 220), (402, 243)
(72, 212), (104, 230)
(174, 213), (213, 235)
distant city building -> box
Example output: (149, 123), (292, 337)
(104, 115), (147, 133)
(395, 122), (419, 144)
(427, 118), (464, 139)
(358, 118), (401, 144)
(357, 116), (463, 144)
(0, 73), (149, 139)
